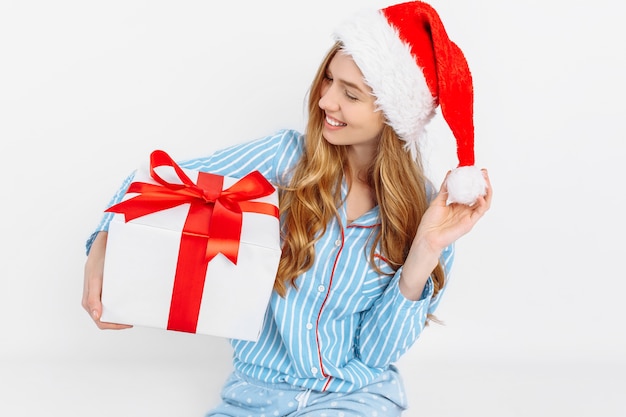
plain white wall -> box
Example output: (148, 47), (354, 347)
(1, 0), (625, 415)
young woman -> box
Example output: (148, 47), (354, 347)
(83, 2), (492, 415)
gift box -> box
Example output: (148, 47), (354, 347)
(100, 150), (281, 341)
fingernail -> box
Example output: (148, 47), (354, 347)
(91, 310), (99, 320)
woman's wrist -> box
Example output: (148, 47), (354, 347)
(399, 238), (441, 301)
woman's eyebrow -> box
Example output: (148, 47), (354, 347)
(337, 78), (368, 95)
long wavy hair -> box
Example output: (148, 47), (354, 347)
(274, 42), (446, 315)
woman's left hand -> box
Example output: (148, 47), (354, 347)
(399, 169), (492, 300)
(415, 169), (493, 255)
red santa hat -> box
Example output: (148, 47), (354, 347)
(333, 0), (487, 205)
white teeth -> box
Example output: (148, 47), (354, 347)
(326, 116), (346, 127)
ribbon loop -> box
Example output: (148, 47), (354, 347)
(106, 150), (278, 264)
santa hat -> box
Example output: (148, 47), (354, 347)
(333, 1), (487, 205)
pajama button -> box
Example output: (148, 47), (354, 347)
(317, 285), (325, 292)
(311, 367), (318, 374)
(335, 239), (341, 246)
(306, 323), (313, 330)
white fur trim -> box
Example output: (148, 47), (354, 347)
(445, 165), (487, 205)
(333, 9), (436, 159)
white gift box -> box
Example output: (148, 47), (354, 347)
(101, 152), (281, 341)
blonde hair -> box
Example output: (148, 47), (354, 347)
(274, 43), (445, 315)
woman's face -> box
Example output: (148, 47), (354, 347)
(318, 52), (385, 154)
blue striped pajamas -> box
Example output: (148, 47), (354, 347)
(87, 129), (454, 414)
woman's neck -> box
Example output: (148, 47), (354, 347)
(345, 146), (376, 223)
(346, 143), (375, 180)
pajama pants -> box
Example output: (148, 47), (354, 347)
(205, 366), (408, 417)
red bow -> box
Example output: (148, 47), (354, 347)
(106, 149), (278, 265)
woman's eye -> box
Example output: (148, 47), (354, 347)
(345, 91), (358, 101)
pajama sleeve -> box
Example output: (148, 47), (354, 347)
(355, 243), (455, 368)
(85, 129), (302, 255)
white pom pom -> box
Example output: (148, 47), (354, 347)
(445, 165), (487, 205)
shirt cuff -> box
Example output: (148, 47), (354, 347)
(389, 267), (434, 311)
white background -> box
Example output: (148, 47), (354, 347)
(1, 0), (625, 416)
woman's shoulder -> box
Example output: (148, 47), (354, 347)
(268, 129), (305, 180)
(261, 128), (306, 160)
(236, 128), (304, 154)
(270, 128), (305, 146)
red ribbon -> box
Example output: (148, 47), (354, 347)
(105, 150), (279, 333)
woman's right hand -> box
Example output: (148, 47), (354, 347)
(82, 232), (132, 330)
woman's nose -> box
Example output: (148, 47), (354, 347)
(318, 85), (339, 112)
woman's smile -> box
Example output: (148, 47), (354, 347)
(325, 114), (347, 128)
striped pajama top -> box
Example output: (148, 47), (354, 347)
(86, 129), (455, 393)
